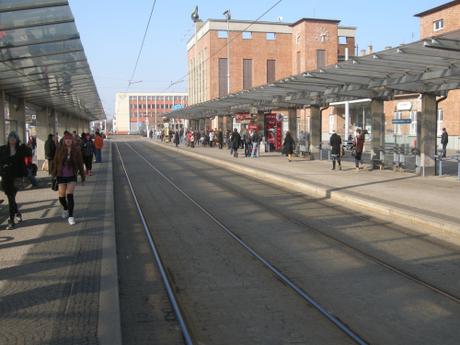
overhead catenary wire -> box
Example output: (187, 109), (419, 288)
(126, 0), (158, 91)
(162, 0), (284, 92)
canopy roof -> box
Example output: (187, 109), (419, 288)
(168, 29), (460, 120)
(0, 0), (105, 120)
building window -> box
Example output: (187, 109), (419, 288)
(218, 30), (228, 38)
(296, 51), (301, 74)
(433, 19), (444, 32)
(410, 111), (417, 136)
(393, 112), (402, 135)
(316, 49), (326, 69)
(295, 33), (301, 45)
(243, 59), (253, 90)
(242, 31), (252, 40)
(338, 36), (347, 45)
(437, 108), (444, 135)
(218, 58), (228, 96)
(267, 59), (276, 83)
(266, 32), (276, 40)
(329, 114), (335, 134)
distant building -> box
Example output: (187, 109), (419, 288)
(114, 92), (188, 134)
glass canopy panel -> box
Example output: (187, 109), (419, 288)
(0, 22), (79, 49)
(0, 39), (82, 61)
(0, 0), (68, 12)
(0, 5), (73, 31)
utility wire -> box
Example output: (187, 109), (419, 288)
(127, 0), (158, 91)
(163, 0), (283, 91)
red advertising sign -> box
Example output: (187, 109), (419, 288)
(265, 113), (282, 151)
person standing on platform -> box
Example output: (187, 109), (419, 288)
(94, 131), (104, 163)
(217, 129), (224, 149)
(353, 128), (366, 171)
(45, 134), (56, 175)
(0, 132), (28, 229)
(174, 131), (180, 147)
(329, 130), (342, 171)
(441, 128), (449, 158)
(53, 132), (85, 225)
(282, 131), (295, 162)
(231, 129), (241, 158)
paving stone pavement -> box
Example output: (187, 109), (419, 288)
(0, 146), (117, 345)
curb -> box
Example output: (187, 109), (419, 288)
(147, 140), (460, 236)
(97, 142), (122, 345)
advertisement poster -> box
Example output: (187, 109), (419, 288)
(265, 113), (282, 151)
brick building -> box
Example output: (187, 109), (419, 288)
(114, 92), (188, 134)
(187, 18), (356, 106)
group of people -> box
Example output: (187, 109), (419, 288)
(0, 130), (104, 230)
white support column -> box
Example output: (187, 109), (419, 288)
(0, 90), (6, 145)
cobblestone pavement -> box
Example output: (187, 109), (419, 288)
(0, 155), (111, 345)
(117, 139), (460, 345)
(115, 141), (355, 345)
(113, 148), (184, 345)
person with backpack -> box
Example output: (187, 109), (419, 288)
(81, 133), (94, 176)
(0, 132), (28, 229)
(329, 130), (342, 171)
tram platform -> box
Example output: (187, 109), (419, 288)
(147, 138), (460, 237)
(0, 144), (121, 345)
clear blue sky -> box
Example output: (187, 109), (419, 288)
(69, 0), (447, 117)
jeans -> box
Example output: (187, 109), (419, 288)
(355, 152), (362, 168)
(251, 144), (259, 158)
(95, 149), (102, 163)
(442, 144), (447, 158)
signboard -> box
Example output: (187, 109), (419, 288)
(392, 118), (412, 125)
(397, 101), (412, 111)
(235, 112), (252, 122)
(173, 104), (185, 111)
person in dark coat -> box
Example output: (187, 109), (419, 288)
(441, 128), (449, 158)
(174, 131), (180, 147)
(217, 130), (224, 149)
(45, 134), (56, 175)
(0, 132), (28, 229)
(231, 129), (241, 157)
(353, 128), (366, 170)
(283, 131), (295, 162)
(329, 130), (342, 170)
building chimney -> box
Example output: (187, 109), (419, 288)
(367, 44), (373, 55)
(360, 49), (366, 56)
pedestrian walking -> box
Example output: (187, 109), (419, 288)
(24, 145), (38, 187)
(441, 128), (449, 158)
(94, 131), (104, 163)
(353, 128), (366, 171)
(231, 129), (241, 158)
(243, 131), (252, 157)
(251, 131), (261, 158)
(329, 130), (342, 170)
(81, 133), (94, 176)
(190, 131), (195, 148)
(53, 133), (85, 225)
(0, 132), (28, 229)
(45, 134), (56, 175)
(282, 131), (295, 162)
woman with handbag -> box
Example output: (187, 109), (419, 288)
(52, 132), (85, 225)
(0, 132), (28, 230)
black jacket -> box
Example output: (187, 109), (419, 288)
(441, 132), (449, 145)
(0, 144), (27, 181)
(329, 133), (342, 155)
(231, 132), (241, 149)
(45, 138), (56, 160)
(283, 136), (295, 155)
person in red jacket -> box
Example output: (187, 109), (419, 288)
(353, 128), (367, 171)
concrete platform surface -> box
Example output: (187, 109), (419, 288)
(147, 138), (460, 236)
(0, 144), (121, 345)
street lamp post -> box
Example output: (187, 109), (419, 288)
(223, 9), (231, 95)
